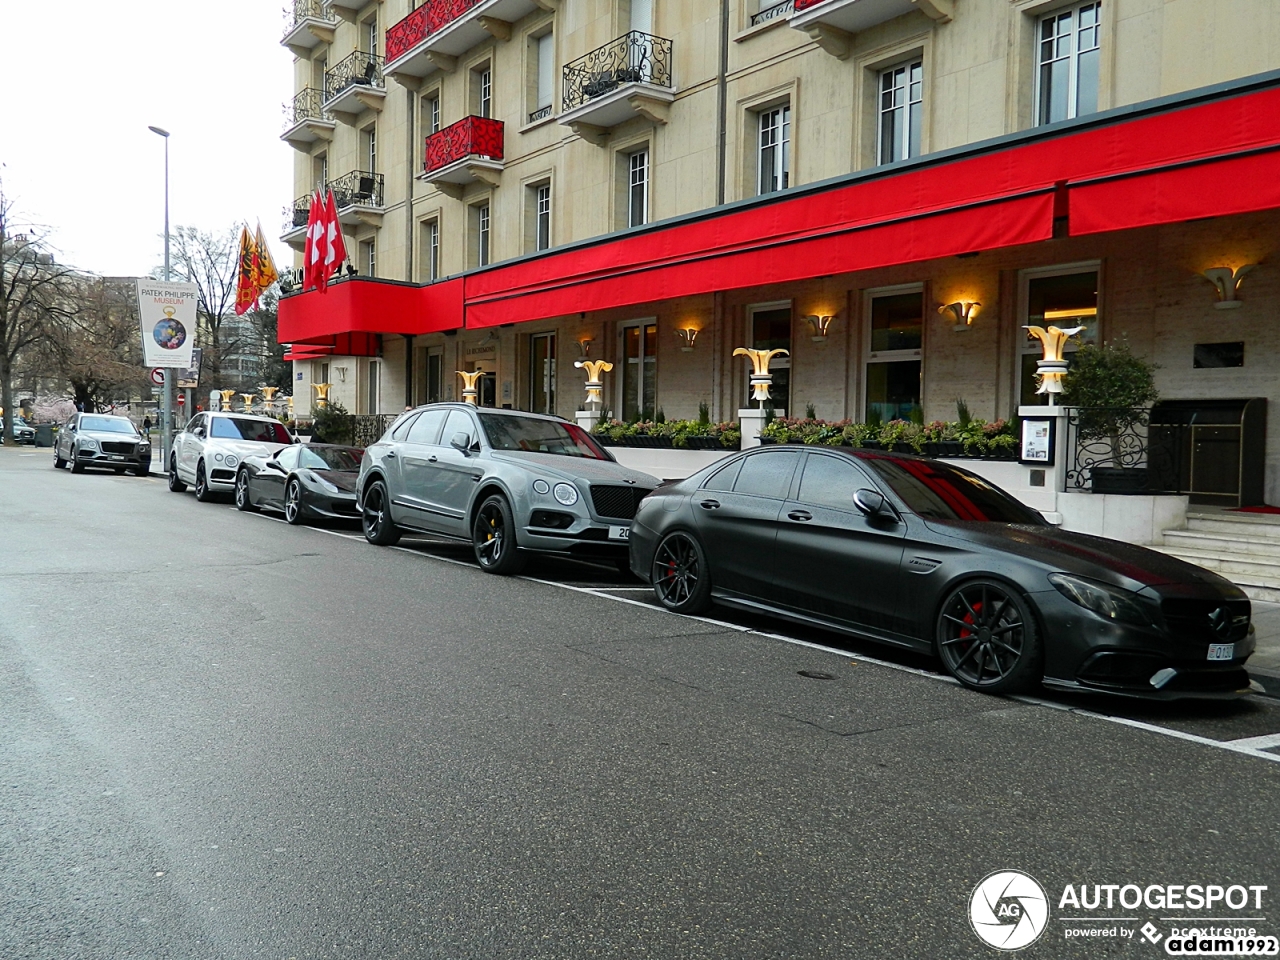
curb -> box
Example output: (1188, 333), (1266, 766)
(1250, 669), (1280, 699)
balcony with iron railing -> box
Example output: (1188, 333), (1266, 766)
(751, 0), (794, 26)
(329, 170), (385, 226)
(323, 50), (386, 120)
(791, 0), (953, 58)
(282, 0), (336, 55)
(558, 32), (674, 143)
(384, 0), (547, 83)
(420, 116), (505, 194)
(281, 88), (336, 150)
(282, 195), (313, 248)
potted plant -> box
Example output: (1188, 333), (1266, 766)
(1060, 341), (1159, 494)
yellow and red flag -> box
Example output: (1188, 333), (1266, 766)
(251, 222), (279, 302)
(233, 225), (257, 316)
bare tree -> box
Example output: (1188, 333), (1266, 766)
(165, 225), (242, 384)
(246, 289), (291, 392)
(0, 192), (80, 443)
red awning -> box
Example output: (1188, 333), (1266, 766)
(278, 277), (463, 346)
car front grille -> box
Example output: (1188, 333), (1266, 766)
(1160, 598), (1251, 643)
(100, 441), (135, 454)
(589, 484), (650, 521)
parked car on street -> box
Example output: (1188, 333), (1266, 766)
(629, 446), (1256, 699)
(169, 412), (295, 501)
(53, 413), (150, 475)
(357, 404), (658, 574)
(1, 416), (36, 445)
(236, 443), (363, 524)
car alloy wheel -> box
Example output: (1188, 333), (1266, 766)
(284, 479), (304, 525)
(361, 481), (401, 546)
(54, 450), (66, 469)
(194, 461), (212, 502)
(651, 531), (712, 614)
(168, 456), (187, 493)
(936, 579), (1041, 694)
(472, 494), (526, 575)
(70, 446), (86, 473)
(235, 470), (258, 512)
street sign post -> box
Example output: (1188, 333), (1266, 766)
(149, 368), (165, 387)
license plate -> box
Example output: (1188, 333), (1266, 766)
(608, 525), (630, 541)
(109, 455), (124, 460)
(1207, 643), (1235, 661)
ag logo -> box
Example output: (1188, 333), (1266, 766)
(969, 870), (1049, 951)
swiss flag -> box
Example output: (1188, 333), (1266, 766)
(303, 189), (326, 291)
(323, 188), (347, 285)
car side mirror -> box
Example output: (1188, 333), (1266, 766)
(450, 431), (472, 453)
(853, 488), (893, 519)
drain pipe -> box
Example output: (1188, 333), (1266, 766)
(716, 0), (729, 206)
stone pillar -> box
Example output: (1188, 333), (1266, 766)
(576, 410), (602, 432)
(738, 408), (784, 449)
(1017, 404), (1071, 524)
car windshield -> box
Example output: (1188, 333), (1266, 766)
(211, 417), (292, 443)
(478, 414), (608, 459)
(859, 455), (1046, 524)
(298, 446), (363, 471)
(80, 416), (138, 435)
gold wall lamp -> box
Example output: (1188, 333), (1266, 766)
(675, 327), (699, 351)
(1201, 265), (1256, 309)
(804, 315), (836, 342)
(576, 336), (594, 358)
(939, 301), (981, 331)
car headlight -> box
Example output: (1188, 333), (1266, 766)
(80, 438), (98, 449)
(553, 482), (579, 506)
(1048, 573), (1155, 627)
(532, 479), (550, 495)
(225, 455), (239, 467)
(213, 452), (224, 462)
(138, 441), (151, 452)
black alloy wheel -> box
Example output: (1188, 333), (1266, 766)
(284, 479), (304, 525)
(651, 531), (712, 614)
(235, 469), (258, 512)
(472, 494), (526, 575)
(194, 461), (213, 502)
(70, 446), (85, 474)
(54, 449), (66, 469)
(936, 579), (1042, 694)
(168, 456), (187, 492)
(362, 481), (401, 546)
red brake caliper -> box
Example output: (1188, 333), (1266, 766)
(959, 601), (983, 639)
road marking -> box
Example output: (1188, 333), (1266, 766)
(1225, 731), (1280, 750)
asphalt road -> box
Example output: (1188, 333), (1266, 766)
(2, 447), (1279, 959)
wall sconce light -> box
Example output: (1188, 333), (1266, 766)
(675, 327), (699, 351)
(804, 315), (835, 342)
(939, 301), (981, 331)
(576, 336), (593, 358)
(1201, 265), (1256, 309)
(335, 366), (347, 382)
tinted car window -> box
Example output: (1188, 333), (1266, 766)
(80, 416), (138, 435)
(211, 417), (291, 443)
(442, 410), (477, 447)
(479, 414), (607, 459)
(733, 451), (800, 499)
(391, 412), (420, 440)
(406, 409), (447, 444)
(798, 454), (873, 511)
(299, 446), (362, 470)
(860, 456), (1046, 524)
(702, 458), (742, 492)
(275, 447), (301, 470)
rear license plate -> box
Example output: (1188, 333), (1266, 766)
(1207, 643), (1235, 661)
(608, 525), (630, 541)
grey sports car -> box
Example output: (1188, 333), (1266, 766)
(357, 404), (658, 574)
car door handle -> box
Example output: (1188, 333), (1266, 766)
(788, 510), (812, 522)
(699, 499), (720, 510)
(428, 456), (438, 463)
(384, 451), (397, 458)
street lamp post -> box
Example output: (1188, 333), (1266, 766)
(148, 125), (173, 468)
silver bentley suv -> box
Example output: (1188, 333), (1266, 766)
(357, 404), (658, 575)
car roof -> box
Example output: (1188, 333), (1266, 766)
(77, 413), (133, 422)
(404, 403), (568, 424)
(206, 411), (283, 424)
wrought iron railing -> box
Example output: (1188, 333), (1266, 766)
(528, 104), (553, 124)
(284, 87), (331, 131)
(1064, 407), (1152, 492)
(284, 0), (334, 33)
(562, 31), (673, 112)
(325, 50), (385, 102)
(751, 0), (794, 25)
(386, 0), (483, 63)
(423, 116), (505, 174)
(329, 170), (384, 209)
(353, 414), (396, 448)
(284, 195), (312, 232)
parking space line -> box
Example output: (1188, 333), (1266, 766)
(1226, 731), (1280, 750)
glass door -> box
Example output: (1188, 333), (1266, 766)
(748, 304), (792, 414)
(621, 322), (657, 420)
(865, 289), (922, 422)
(1019, 267), (1099, 406)
(529, 332), (556, 415)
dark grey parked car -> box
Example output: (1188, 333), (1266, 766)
(357, 405), (658, 574)
(55, 413), (151, 475)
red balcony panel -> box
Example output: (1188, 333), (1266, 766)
(794, 0), (823, 9)
(278, 278), (463, 346)
(386, 0), (484, 63)
(424, 116), (505, 174)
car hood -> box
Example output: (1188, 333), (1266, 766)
(926, 520), (1242, 595)
(207, 439), (291, 459)
(306, 469), (359, 494)
(489, 450), (658, 487)
(81, 430), (143, 444)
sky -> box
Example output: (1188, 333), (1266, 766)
(0, 1), (295, 278)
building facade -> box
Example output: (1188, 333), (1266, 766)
(279, 0), (1280, 500)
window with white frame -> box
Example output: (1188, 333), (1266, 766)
(864, 287), (923, 423)
(628, 148), (649, 227)
(423, 92), (441, 134)
(758, 105), (790, 195)
(477, 203), (491, 267)
(531, 32), (554, 122)
(535, 183), (551, 251)
(362, 124), (377, 171)
(878, 60), (922, 164)
(421, 219), (440, 281)
(360, 239), (376, 277)
(1036, 2), (1101, 125)
(479, 66), (493, 118)
(363, 15), (378, 55)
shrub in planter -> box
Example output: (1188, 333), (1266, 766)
(1061, 340), (1159, 468)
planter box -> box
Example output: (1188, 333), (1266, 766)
(1090, 467), (1150, 495)
(679, 436), (728, 450)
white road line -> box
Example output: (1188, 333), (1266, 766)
(248, 517), (1280, 765)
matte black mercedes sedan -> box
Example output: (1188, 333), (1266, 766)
(629, 446), (1256, 699)
(235, 443), (363, 524)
